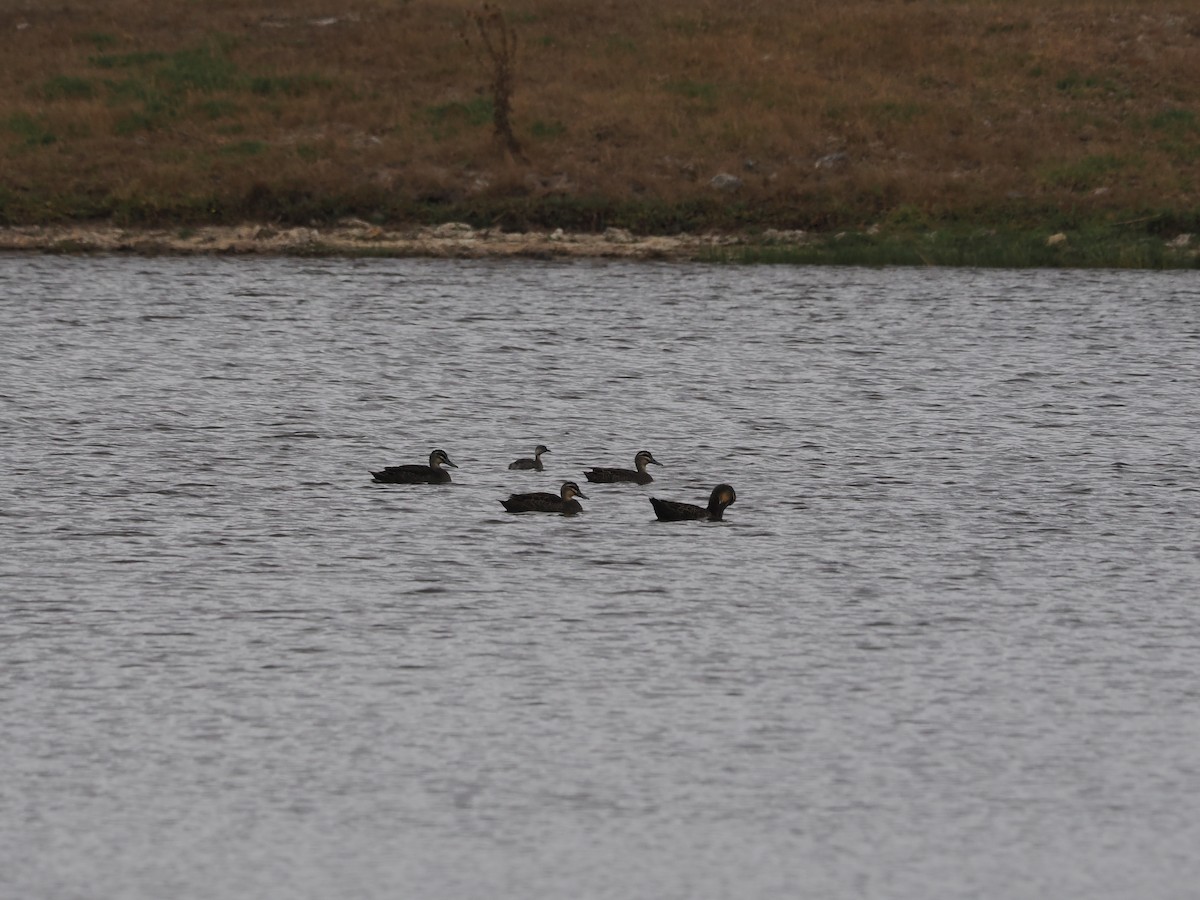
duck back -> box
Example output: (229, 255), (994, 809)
(501, 492), (581, 514)
(650, 484), (735, 521)
(371, 465), (451, 484)
(584, 467), (652, 484)
(501, 480), (586, 514)
(649, 497), (707, 521)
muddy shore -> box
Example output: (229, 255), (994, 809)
(0, 220), (779, 260)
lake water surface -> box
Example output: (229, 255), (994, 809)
(2, 255), (1199, 899)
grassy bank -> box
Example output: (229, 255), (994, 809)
(2, 0), (1198, 264)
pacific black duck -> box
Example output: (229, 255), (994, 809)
(500, 480), (588, 515)
(370, 448), (458, 484)
(584, 449), (662, 484)
(508, 444), (550, 470)
(649, 484), (736, 521)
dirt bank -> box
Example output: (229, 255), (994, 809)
(0, 221), (773, 260)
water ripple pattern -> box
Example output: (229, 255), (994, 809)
(2, 256), (1199, 899)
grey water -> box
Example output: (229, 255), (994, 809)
(2, 254), (1198, 899)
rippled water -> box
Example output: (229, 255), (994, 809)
(3, 255), (1199, 899)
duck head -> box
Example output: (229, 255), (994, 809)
(561, 481), (588, 501)
(430, 449), (459, 469)
(634, 450), (663, 471)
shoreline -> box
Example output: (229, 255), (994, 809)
(0, 221), (746, 261)
(2, 221), (1196, 268)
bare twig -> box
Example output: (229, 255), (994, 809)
(461, 4), (523, 159)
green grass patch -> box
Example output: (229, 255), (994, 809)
(426, 97), (493, 126)
(113, 112), (159, 136)
(160, 45), (238, 92)
(1055, 71), (1099, 94)
(90, 41), (328, 99)
(666, 17), (710, 37)
(1149, 108), (1199, 161)
(80, 32), (118, 50)
(89, 51), (167, 69)
(89, 39), (333, 136)
(219, 140), (267, 158)
(1158, 141), (1199, 164)
(883, 204), (932, 229)
(713, 226), (1197, 269)
(530, 119), (566, 139)
(423, 97), (493, 139)
(1041, 154), (1127, 192)
(39, 75), (96, 101)
(823, 101), (851, 124)
(983, 20), (1031, 36)
(870, 101), (925, 124)
(107, 78), (179, 133)
(248, 74), (333, 97)
(1150, 108), (1197, 134)
(1054, 71), (1132, 100)
(664, 79), (718, 107)
(193, 98), (240, 120)
(5, 112), (57, 147)
(103, 77), (158, 104)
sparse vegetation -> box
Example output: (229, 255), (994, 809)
(0, 0), (1197, 264)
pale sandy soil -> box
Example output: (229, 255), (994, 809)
(0, 220), (797, 259)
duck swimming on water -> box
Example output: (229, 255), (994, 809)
(501, 481), (587, 515)
(508, 444), (550, 470)
(371, 449), (458, 484)
(650, 484), (736, 521)
(584, 450), (662, 484)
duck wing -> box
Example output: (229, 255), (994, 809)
(585, 467), (640, 483)
(501, 491), (562, 512)
(371, 465), (448, 484)
(649, 497), (707, 521)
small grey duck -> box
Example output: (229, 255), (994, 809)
(370, 448), (458, 484)
(501, 480), (588, 515)
(650, 484), (736, 521)
(508, 444), (551, 470)
(584, 449), (662, 484)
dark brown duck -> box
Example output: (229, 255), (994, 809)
(649, 484), (736, 521)
(500, 480), (588, 515)
(584, 450), (662, 484)
(370, 448), (458, 484)
(508, 444), (550, 470)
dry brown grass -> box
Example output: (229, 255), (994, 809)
(1, 0), (1198, 229)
